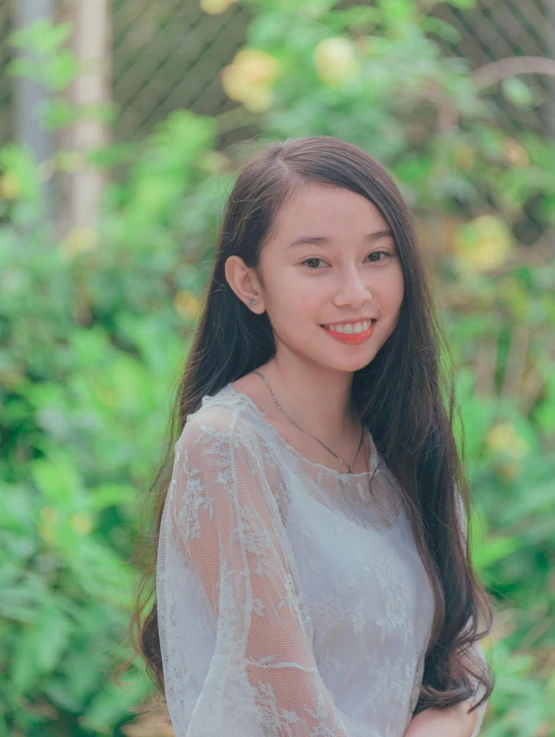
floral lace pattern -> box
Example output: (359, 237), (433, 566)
(156, 383), (489, 736)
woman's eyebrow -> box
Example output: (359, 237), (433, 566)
(287, 229), (394, 248)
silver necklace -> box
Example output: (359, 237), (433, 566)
(253, 369), (365, 474)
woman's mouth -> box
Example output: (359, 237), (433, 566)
(320, 320), (376, 345)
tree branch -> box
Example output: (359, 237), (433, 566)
(472, 56), (555, 89)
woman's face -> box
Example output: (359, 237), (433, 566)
(234, 182), (405, 374)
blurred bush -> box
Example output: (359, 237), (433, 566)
(1, 2), (554, 736)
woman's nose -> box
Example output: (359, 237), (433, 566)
(334, 266), (372, 306)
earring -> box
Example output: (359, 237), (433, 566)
(248, 298), (258, 307)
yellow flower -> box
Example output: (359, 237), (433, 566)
(38, 506), (59, 545)
(453, 143), (475, 170)
(198, 151), (231, 175)
(70, 512), (93, 535)
(496, 460), (520, 480)
(313, 37), (361, 87)
(221, 49), (280, 113)
(0, 368), (22, 390)
(486, 422), (529, 460)
(502, 138), (529, 167)
(455, 215), (513, 274)
(59, 227), (99, 259)
(40, 506), (59, 526)
(0, 173), (21, 200)
(200, 0), (236, 14)
(174, 290), (202, 320)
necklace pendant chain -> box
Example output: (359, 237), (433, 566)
(253, 369), (364, 474)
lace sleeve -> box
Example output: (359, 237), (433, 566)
(455, 489), (490, 737)
(158, 404), (380, 737)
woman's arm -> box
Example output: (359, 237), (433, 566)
(404, 701), (478, 737)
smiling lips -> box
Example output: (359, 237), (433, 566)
(322, 319), (374, 334)
(321, 319), (376, 345)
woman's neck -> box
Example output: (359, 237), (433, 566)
(253, 357), (359, 447)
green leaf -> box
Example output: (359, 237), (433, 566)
(90, 483), (135, 511)
(44, 49), (78, 91)
(5, 58), (44, 83)
(326, 6), (380, 32)
(39, 97), (79, 130)
(421, 17), (461, 43)
(80, 669), (152, 732)
(0, 144), (40, 199)
(30, 449), (84, 507)
(377, 0), (416, 26)
(502, 77), (534, 108)
(9, 19), (72, 55)
(10, 602), (70, 693)
(472, 534), (519, 570)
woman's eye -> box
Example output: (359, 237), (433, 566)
(368, 251), (391, 262)
(302, 258), (326, 269)
(301, 252), (391, 269)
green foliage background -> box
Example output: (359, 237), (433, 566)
(1, 2), (554, 736)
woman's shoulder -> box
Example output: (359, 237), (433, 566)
(176, 382), (273, 452)
(175, 384), (290, 518)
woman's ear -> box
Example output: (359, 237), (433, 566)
(224, 255), (266, 314)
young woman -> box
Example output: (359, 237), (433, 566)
(133, 136), (495, 737)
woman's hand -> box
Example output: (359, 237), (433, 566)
(404, 701), (478, 737)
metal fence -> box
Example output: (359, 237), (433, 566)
(437, 0), (555, 138)
(111, 0), (251, 144)
(0, 0), (252, 147)
(1, 0), (554, 243)
(1, 0), (554, 144)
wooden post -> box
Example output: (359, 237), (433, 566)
(548, 0), (555, 139)
(13, 0), (55, 214)
(59, 0), (111, 238)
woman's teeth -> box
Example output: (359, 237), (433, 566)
(324, 320), (373, 335)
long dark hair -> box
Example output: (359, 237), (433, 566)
(125, 135), (494, 716)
